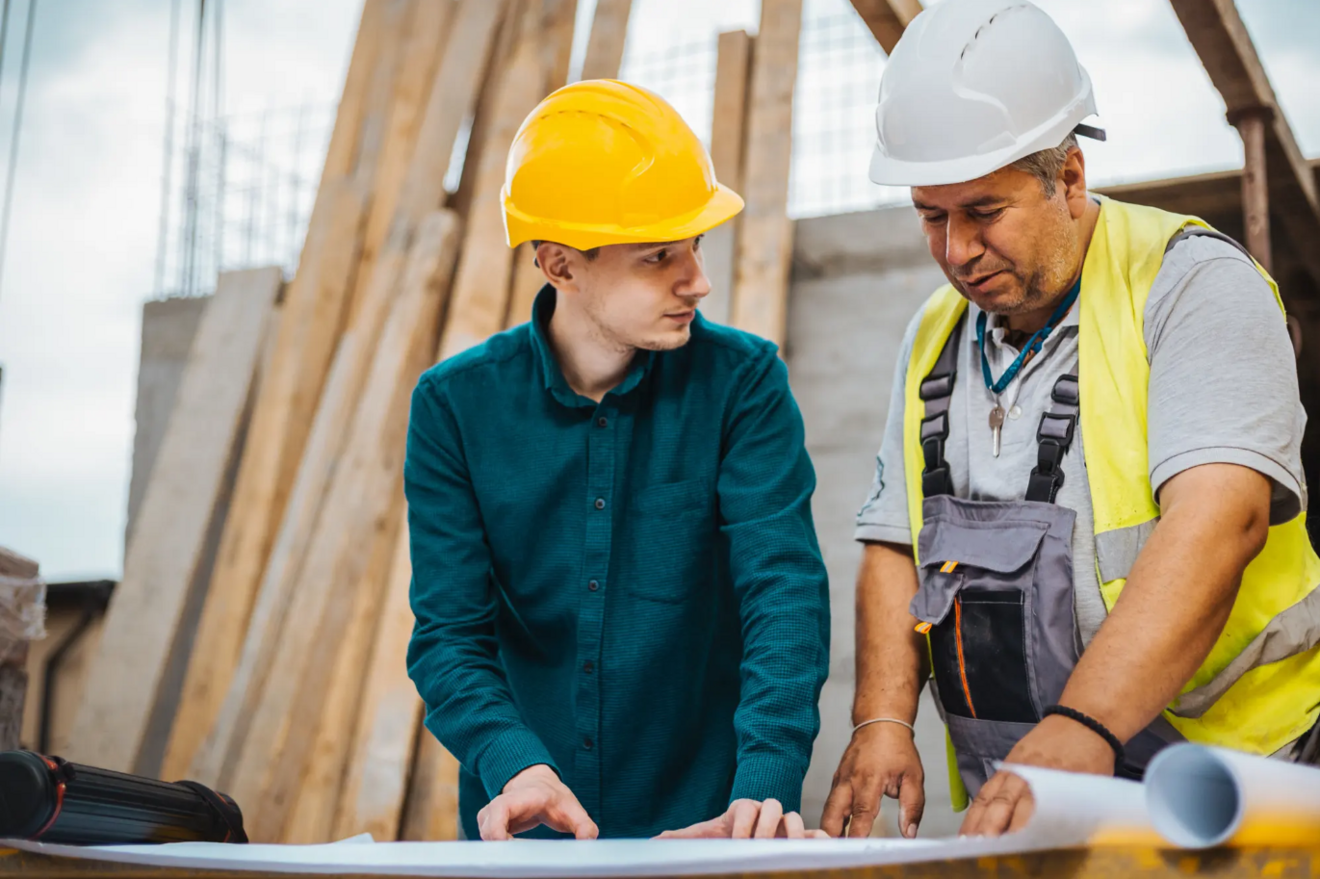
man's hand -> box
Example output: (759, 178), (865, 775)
(821, 722), (924, 838)
(656, 799), (828, 839)
(477, 764), (599, 840)
(959, 713), (1115, 837)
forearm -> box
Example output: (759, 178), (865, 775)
(853, 541), (928, 725)
(728, 528), (829, 808)
(1057, 464), (1271, 741)
(408, 619), (557, 795)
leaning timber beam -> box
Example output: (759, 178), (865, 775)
(1168, 0), (1320, 284)
(847, 0), (921, 55)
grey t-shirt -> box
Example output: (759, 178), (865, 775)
(855, 233), (1307, 645)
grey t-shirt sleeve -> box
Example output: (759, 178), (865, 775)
(855, 307), (924, 546)
(1144, 235), (1307, 523)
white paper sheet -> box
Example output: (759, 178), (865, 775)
(1, 766), (1160, 876)
(1144, 743), (1320, 848)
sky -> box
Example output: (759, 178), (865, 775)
(0, 0), (1317, 580)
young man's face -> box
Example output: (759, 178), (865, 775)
(911, 152), (1086, 317)
(549, 236), (712, 351)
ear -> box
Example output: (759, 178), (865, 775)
(536, 242), (580, 293)
(1060, 147), (1089, 220)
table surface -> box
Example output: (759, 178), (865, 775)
(2, 845), (1318, 879)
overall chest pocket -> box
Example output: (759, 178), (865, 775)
(911, 500), (1076, 724)
(623, 478), (716, 604)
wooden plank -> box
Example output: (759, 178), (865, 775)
(701, 29), (754, 326)
(331, 516), (421, 842)
(321, 0), (390, 181)
(160, 181), (368, 783)
(730, 0), (803, 348)
(281, 490), (403, 844)
(439, 1), (562, 358)
(232, 212), (462, 842)
(1168, 0), (1320, 285)
(579, 0), (633, 81)
(351, 0), (455, 321)
(277, 214), (461, 844)
(186, 0), (506, 792)
(64, 267), (283, 772)
(847, 0), (921, 55)
(400, 727), (461, 840)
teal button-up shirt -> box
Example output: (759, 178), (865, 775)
(404, 287), (829, 839)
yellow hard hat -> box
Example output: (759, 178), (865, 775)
(502, 79), (744, 250)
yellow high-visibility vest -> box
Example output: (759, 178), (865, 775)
(902, 196), (1320, 809)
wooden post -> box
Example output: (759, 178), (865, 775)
(1229, 105), (1274, 273)
(701, 29), (754, 326)
(579, 0), (632, 82)
(730, 0), (803, 348)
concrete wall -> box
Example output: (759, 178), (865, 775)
(786, 204), (965, 837)
(126, 296), (209, 543)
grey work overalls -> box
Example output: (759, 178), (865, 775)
(908, 318), (1177, 798)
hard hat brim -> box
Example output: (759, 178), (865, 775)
(505, 184), (745, 251)
(869, 107), (1102, 188)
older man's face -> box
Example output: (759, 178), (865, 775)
(911, 159), (1084, 318)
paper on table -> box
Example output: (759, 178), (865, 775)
(1145, 743), (1320, 849)
(0, 766), (1162, 876)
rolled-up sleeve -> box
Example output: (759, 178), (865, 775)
(717, 350), (830, 812)
(404, 374), (558, 800)
(855, 309), (922, 545)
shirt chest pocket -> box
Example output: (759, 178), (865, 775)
(622, 478), (717, 604)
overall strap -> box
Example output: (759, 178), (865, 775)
(919, 317), (963, 497)
(1025, 374), (1079, 503)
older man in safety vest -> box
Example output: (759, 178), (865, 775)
(824, 0), (1320, 839)
(405, 80), (830, 841)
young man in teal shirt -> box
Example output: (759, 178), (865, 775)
(404, 81), (830, 841)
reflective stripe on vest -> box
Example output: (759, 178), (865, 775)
(902, 198), (1320, 800)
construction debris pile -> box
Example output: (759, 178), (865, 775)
(54, 0), (803, 845)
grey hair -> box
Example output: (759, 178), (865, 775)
(1009, 131), (1079, 196)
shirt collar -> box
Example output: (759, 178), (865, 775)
(529, 284), (656, 409)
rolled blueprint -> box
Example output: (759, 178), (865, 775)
(1145, 743), (1320, 848)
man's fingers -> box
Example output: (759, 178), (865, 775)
(547, 794), (599, 840)
(896, 770), (926, 839)
(819, 781), (853, 838)
(962, 771), (1027, 837)
(730, 799), (760, 839)
(846, 776), (884, 838)
(753, 799), (783, 839)
(1006, 781), (1036, 835)
(478, 800), (513, 841)
(778, 811), (806, 839)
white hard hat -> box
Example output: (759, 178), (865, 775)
(868, 0), (1105, 187)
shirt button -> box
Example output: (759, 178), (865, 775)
(597, 416), (608, 428)
(583, 660), (594, 674)
(583, 736), (594, 750)
(1009, 405), (1023, 420)
(594, 497), (606, 510)
(588, 580), (599, 591)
